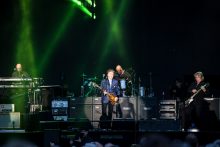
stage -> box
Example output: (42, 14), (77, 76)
(0, 95), (220, 146)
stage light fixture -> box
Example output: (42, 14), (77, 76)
(70, 0), (96, 19)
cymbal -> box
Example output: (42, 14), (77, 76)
(39, 85), (61, 88)
(80, 73), (87, 77)
(86, 76), (100, 81)
(33, 77), (43, 80)
(92, 76), (98, 80)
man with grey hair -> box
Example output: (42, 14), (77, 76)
(183, 71), (210, 131)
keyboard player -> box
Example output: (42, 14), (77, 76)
(11, 63), (30, 113)
(12, 63), (30, 78)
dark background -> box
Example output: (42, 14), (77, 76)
(0, 0), (220, 97)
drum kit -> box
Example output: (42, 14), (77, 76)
(80, 73), (134, 97)
(79, 69), (155, 98)
(80, 73), (102, 97)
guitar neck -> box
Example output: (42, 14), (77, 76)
(191, 84), (207, 99)
(191, 88), (202, 98)
(93, 83), (105, 92)
(96, 85), (103, 92)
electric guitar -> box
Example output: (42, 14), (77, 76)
(185, 83), (209, 107)
(91, 82), (117, 105)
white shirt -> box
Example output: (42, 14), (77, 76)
(109, 79), (112, 87)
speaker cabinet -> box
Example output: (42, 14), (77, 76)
(69, 97), (92, 104)
(205, 98), (220, 119)
(92, 104), (102, 121)
(69, 104), (92, 120)
(0, 112), (20, 128)
(118, 97), (137, 119)
(92, 104), (102, 128)
(138, 97), (158, 120)
(92, 97), (102, 105)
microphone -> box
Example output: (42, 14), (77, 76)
(102, 74), (106, 79)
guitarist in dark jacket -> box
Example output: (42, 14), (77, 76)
(101, 69), (120, 120)
(183, 71), (210, 131)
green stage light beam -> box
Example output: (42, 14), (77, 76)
(14, 0), (37, 113)
(38, 8), (75, 75)
(16, 0), (37, 76)
(102, 0), (129, 58)
(95, 1), (130, 72)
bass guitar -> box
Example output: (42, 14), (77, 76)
(91, 82), (117, 105)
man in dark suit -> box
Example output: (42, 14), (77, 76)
(183, 71), (210, 131)
(101, 69), (120, 120)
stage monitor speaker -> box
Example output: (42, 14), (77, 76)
(0, 112), (20, 128)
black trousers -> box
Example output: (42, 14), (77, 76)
(102, 102), (123, 120)
(102, 102), (113, 120)
(183, 100), (210, 130)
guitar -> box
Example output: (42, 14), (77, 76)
(91, 82), (117, 105)
(185, 83), (209, 107)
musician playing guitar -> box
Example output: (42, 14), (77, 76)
(101, 69), (120, 121)
(183, 71), (210, 131)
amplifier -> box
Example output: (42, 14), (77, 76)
(205, 98), (220, 120)
(160, 112), (176, 119)
(51, 99), (68, 120)
(118, 97), (136, 119)
(0, 112), (20, 128)
(52, 108), (68, 115)
(69, 104), (92, 120)
(51, 100), (68, 108)
(159, 105), (176, 111)
(138, 97), (158, 119)
(159, 100), (176, 120)
(92, 97), (101, 104)
(69, 97), (92, 104)
(0, 104), (15, 112)
(160, 100), (176, 105)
